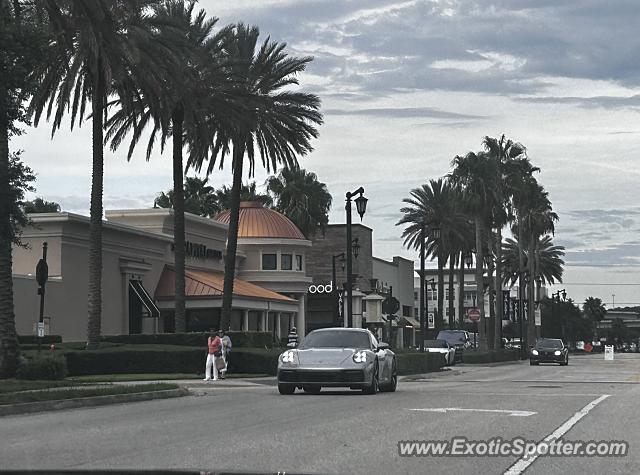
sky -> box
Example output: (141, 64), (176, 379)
(12, 0), (640, 308)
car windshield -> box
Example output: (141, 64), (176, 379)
(424, 339), (448, 348)
(299, 330), (371, 349)
(536, 339), (563, 349)
(437, 331), (466, 343)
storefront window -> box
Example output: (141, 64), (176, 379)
(296, 254), (303, 271)
(262, 253), (277, 270)
(281, 253), (293, 270)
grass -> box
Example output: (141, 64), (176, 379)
(0, 383), (178, 405)
(0, 379), (86, 394)
(69, 373), (270, 382)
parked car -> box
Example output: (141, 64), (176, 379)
(277, 328), (397, 395)
(423, 339), (457, 366)
(436, 330), (470, 362)
(530, 338), (569, 366)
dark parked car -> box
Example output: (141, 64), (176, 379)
(530, 338), (569, 366)
(436, 330), (470, 362)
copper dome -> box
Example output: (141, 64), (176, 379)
(216, 201), (306, 240)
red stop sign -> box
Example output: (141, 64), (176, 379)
(468, 308), (481, 322)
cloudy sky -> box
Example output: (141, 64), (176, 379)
(13, 0), (640, 307)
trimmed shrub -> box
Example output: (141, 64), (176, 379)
(396, 352), (445, 375)
(16, 356), (68, 380)
(100, 332), (273, 348)
(18, 335), (63, 344)
(64, 346), (282, 376)
(461, 349), (519, 364)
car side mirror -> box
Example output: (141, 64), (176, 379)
(377, 342), (390, 351)
(287, 342), (297, 349)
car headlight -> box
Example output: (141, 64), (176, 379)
(353, 351), (368, 363)
(554, 350), (562, 356)
(532, 349), (539, 356)
(281, 350), (297, 364)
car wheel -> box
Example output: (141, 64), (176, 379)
(561, 356), (569, 366)
(362, 364), (379, 395)
(450, 354), (456, 366)
(380, 360), (397, 393)
(529, 360), (538, 366)
(278, 383), (295, 395)
(302, 385), (321, 394)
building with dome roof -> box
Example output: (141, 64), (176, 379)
(11, 204), (311, 341)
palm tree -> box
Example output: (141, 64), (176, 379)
(482, 135), (527, 349)
(583, 297), (607, 333)
(106, 0), (225, 333)
(23, 197), (61, 213)
(215, 182), (273, 211)
(154, 176), (219, 217)
(189, 24), (322, 332)
(502, 235), (565, 288)
(397, 178), (466, 331)
(29, 0), (162, 348)
(449, 152), (496, 350)
(266, 167), (332, 238)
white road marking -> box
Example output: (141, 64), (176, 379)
(504, 394), (610, 475)
(409, 407), (537, 417)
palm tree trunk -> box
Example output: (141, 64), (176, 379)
(448, 251), (455, 328)
(458, 251), (465, 328)
(0, 120), (18, 377)
(86, 76), (105, 350)
(487, 247), (495, 350)
(517, 213), (526, 353)
(436, 250), (444, 332)
(475, 217), (487, 350)
(527, 232), (536, 345)
(172, 107), (186, 333)
(220, 143), (245, 332)
(494, 226), (503, 350)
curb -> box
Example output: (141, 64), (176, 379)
(0, 387), (189, 417)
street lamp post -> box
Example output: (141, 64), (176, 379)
(431, 226), (441, 330)
(552, 289), (567, 345)
(332, 253), (345, 326)
(419, 225), (426, 352)
(345, 187), (367, 328)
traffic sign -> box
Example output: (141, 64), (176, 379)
(36, 322), (45, 338)
(382, 296), (400, 315)
(468, 308), (480, 322)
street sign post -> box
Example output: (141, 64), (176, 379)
(382, 296), (400, 316)
(604, 345), (614, 361)
(467, 308), (481, 322)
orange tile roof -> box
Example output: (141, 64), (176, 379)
(155, 266), (296, 303)
(215, 201), (306, 240)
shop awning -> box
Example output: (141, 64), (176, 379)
(398, 316), (421, 328)
(155, 266), (295, 303)
(130, 280), (160, 318)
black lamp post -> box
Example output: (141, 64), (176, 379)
(552, 289), (567, 344)
(346, 187), (367, 327)
(332, 253), (345, 326)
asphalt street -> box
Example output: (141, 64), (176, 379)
(1, 353), (639, 475)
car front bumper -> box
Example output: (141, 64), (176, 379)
(277, 366), (373, 388)
(530, 352), (565, 363)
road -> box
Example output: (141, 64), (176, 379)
(2, 353), (639, 474)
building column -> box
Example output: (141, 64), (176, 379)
(276, 312), (282, 339)
(242, 309), (249, 332)
(261, 311), (268, 332)
(296, 294), (306, 337)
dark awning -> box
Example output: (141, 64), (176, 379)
(130, 280), (160, 318)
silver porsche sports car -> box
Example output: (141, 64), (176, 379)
(277, 328), (397, 395)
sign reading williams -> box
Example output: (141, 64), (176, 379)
(171, 241), (222, 260)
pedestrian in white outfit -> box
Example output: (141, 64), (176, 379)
(204, 330), (223, 381)
(220, 330), (232, 379)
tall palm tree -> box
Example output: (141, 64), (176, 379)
(266, 167), (332, 238)
(189, 24), (322, 332)
(154, 176), (219, 217)
(502, 235), (565, 288)
(449, 152), (496, 350)
(29, 0), (163, 348)
(482, 135), (527, 349)
(215, 182), (273, 211)
(398, 178), (466, 331)
(106, 0), (225, 333)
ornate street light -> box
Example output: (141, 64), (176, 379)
(354, 194), (368, 220)
(345, 187), (367, 327)
(352, 238), (360, 259)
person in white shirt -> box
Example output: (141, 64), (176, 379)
(220, 330), (232, 379)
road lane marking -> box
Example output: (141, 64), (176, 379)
(504, 394), (610, 475)
(409, 408), (536, 417)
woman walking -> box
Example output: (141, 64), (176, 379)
(204, 330), (223, 381)
(220, 330), (232, 380)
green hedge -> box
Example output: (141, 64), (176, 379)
(100, 332), (274, 348)
(64, 346), (282, 376)
(461, 349), (520, 364)
(16, 356), (68, 380)
(396, 352), (445, 375)
(18, 335), (63, 344)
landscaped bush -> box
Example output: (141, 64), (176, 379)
(100, 332), (274, 348)
(18, 335), (62, 344)
(461, 349), (520, 364)
(64, 346), (282, 376)
(396, 352), (445, 375)
(16, 356), (68, 380)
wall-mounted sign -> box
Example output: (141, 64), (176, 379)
(308, 281), (333, 294)
(171, 241), (222, 260)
